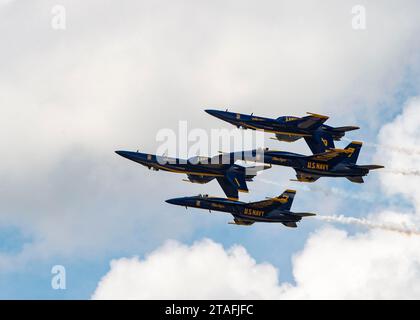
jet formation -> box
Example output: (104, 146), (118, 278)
(116, 109), (383, 228)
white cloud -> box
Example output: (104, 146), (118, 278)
(282, 96), (420, 299)
(92, 238), (283, 299)
(376, 97), (420, 207)
(1, 0), (420, 271)
(92, 230), (420, 299)
(283, 227), (420, 299)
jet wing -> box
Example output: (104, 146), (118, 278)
(216, 177), (239, 200)
(228, 218), (255, 226)
(308, 148), (351, 161)
(293, 171), (320, 183)
(225, 167), (249, 193)
(216, 167), (249, 199)
(297, 112), (329, 130)
(185, 174), (215, 184)
(346, 176), (364, 183)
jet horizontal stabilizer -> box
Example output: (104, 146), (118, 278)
(331, 126), (360, 132)
(292, 212), (316, 217)
(357, 165), (385, 170)
(229, 218), (254, 226)
(282, 221), (297, 228)
(297, 112), (329, 130)
(346, 176), (364, 183)
(306, 112), (329, 119)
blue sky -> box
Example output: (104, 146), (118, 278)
(1, 0), (420, 299)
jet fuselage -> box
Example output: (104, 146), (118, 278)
(166, 195), (302, 224)
(115, 151), (228, 177)
(262, 150), (370, 178)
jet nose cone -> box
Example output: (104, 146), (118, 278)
(165, 198), (183, 206)
(115, 150), (142, 162)
(205, 109), (227, 119)
(115, 150), (127, 157)
(205, 109), (218, 116)
(115, 150), (130, 158)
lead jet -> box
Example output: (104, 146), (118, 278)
(115, 150), (269, 200)
(205, 109), (359, 154)
(166, 189), (315, 228)
(238, 141), (384, 183)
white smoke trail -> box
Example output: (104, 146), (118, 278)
(382, 169), (420, 176)
(317, 215), (420, 236)
(307, 184), (376, 202)
(342, 137), (420, 156)
(260, 180), (420, 235)
(259, 178), (377, 202)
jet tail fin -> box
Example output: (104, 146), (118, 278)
(304, 132), (335, 154)
(249, 189), (296, 210)
(268, 189), (296, 211)
(311, 141), (362, 165)
(342, 141), (362, 164)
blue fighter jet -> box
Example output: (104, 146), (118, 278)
(115, 150), (270, 200)
(237, 141), (384, 183)
(205, 109), (359, 153)
(166, 189), (315, 227)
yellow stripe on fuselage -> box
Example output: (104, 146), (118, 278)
(153, 164), (224, 177)
(239, 122), (311, 137)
